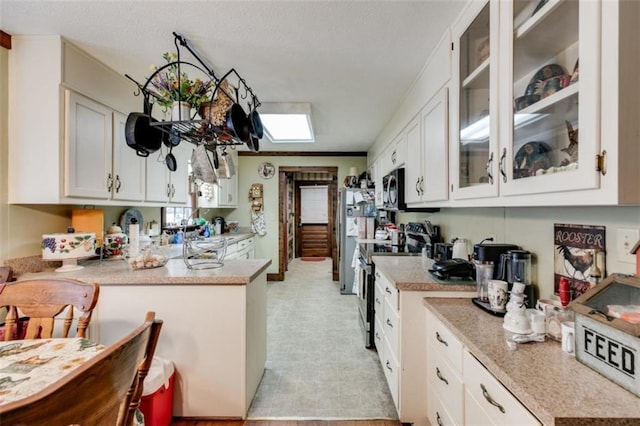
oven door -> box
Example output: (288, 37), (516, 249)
(357, 255), (375, 348)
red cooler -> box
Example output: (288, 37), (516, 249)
(139, 357), (175, 426)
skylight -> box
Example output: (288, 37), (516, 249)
(259, 103), (315, 143)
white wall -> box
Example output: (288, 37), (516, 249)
(399, 205), (640, 300)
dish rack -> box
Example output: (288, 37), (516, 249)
(182, 236), (227, 269)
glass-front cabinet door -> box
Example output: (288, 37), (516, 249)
(451, 0), (500, 200)
(499, 0), (601, 196)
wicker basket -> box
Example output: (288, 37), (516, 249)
(198, 80), (233, 127)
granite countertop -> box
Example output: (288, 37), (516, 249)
(372, 255), (477, 293)
(423, 298), (640, 425)
(19, 256), (271, 286)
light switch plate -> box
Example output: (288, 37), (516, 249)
(616, 228), (639, 264)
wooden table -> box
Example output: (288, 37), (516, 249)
(0, 337), (104, 406)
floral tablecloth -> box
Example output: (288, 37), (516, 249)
(0, 337), (105, 405)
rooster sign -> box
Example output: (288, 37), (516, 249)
(554, 223), (606, 299)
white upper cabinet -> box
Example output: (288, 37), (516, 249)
(65, 90), (113, 199)
(446, 0), (640, 206)
(450, 0), (500, 201)
(498, 0), (600, 197)
(65, 92), (146, 202)
(145, 142), (189, 205)
(8, 36), (143, 205)
(112, 112), (146, 201)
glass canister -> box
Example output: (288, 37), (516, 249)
(474, 261), (494, 302)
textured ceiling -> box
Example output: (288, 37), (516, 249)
(1, 0), (465, 152)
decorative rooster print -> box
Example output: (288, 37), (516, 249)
(561, 120), (579, 166)
(557, 244), (593, 280)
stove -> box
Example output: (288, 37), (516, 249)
(358, 242), (420, 263)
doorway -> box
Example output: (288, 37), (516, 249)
(277, 167), (338, 281)
(295, 181), (331, 258)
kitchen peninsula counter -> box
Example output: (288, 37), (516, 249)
(20, 257), (270, 285)
(20, 257), (271, 419)
(424, 298), (640, 425)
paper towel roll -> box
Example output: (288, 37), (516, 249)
(129, 224), (140, 257)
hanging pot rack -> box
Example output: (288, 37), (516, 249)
(125, 32), (261, 151)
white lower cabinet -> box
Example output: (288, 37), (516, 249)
(426, 309), (541, 426)
(463, 351), (540, 425)
(374, 266), (474, 426)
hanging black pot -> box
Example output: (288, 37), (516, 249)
(125, 112), (164, 157)
(249, 109), (264, 139)
(225, 103), (251, 143)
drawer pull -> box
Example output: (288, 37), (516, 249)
(435, 332), (448, 346)
(375, 272), (380, 278)
(386, 361), (393, 372)
(436, 411), (444, 426)
(436, 367), (449, 385)
(385, 287), (392, 294)
(375, 332), (381, 340)
(481, 384), (505, 414)
(375, 297), (381, 305)
(386, 318), (393, 328)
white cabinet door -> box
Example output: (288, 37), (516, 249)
(421, 88), (449, 202)
(112, 112), (146, 202)
(217, 174), (238, 207)
(145, 144), (188, 205)
(168, 143), (189, 204)
(404, 115), (422, 205)
(65, 90), (112, 199)
(145, 151), (172, 203)
(372, 158), (384, 208)
(498, 0), (601, 197)
(450, 0), (501, 201)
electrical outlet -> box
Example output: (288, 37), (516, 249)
(616, 228), (639, 264)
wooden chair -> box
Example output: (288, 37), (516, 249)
(0, 311), (162, 425)
(0, 266), (13, 284)
(117, 311), (163, 426)
(0, 278), (99, 340)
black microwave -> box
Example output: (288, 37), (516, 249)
(382, 168), (440, 213)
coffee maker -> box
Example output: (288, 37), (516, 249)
(497, 249), (536, 308)
(472, 242), (520, 278)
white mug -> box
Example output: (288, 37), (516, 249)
(527, 309), (546, 335)
(487, 279), (508, 311)
(561, 321), (575, 356)
(452, 238), (469, 260)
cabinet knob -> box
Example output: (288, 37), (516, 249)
(115, 175), (121, 193)
(386, 318), (393, 328)
(386, 360), (393, 372)
(107, 173), (113, 192)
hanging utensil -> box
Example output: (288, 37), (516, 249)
(166, 145), (177, 172)
(214, 147), (236, 179)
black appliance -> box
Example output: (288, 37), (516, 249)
(472, 242), (520, 278)
(357, 241), (420, 349)
(430, 258), (475, 280)
(434, 242), (453, 261)
(381, 168), (440, 213)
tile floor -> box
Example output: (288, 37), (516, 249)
(247, 258), (398, 420)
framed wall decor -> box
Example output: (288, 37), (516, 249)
(258, 162), (275, 179)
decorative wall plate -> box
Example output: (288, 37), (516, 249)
(258, 162), (275, 179)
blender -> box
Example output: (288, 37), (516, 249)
(497, 250), (535, 307)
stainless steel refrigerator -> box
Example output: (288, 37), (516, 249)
(337, 188), (375, 294)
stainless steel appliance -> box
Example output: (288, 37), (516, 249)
(337, 187), (375, 295)
(357, 241), (419, 348)
(381, 168), (440, 213)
